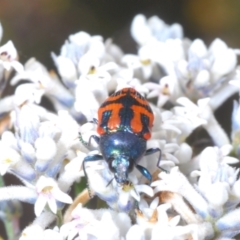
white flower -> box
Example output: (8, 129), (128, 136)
(176, 97), (209, 125)
(58, 152), (86, 193)
(114, 68), (149, 94)
(34, 176), (73, 216)
(11, 58), (74, 108)
(78, 54), (118, 82)
(0, 40), (23, 72)
(14, 104), (40, 145)
(14, 83), (45, 105)
(131, 14), (183, 46)
(0, 140), (21, 175)
(122, 44), (160, 80)
(117, 181), (154, 211)
(52, 31), (106, 88)
(19, 225), (44, 240)
(175, 38), (239, 105)
(51, 54), (78, 88)
(75, 55), (117, 119)
(144, 76), (178, 107)
(126, 225), (144, 240)
(34, 137), (57, 171)
(54, 110), (80, 148)
(3, 12), (240, 240)
(20, 212), (57, 240)
(174, 97), (230, 146)
(20, 226), (63, 240)
(152, 167), (209, 219)
(60, 204), (131, 240)
(86, 160), (119, 201)
(209, 38), (237, 80)
(0, 131), (36, 180)
(74, 79), (103, 121)
(134, 202), (188, 240)
(84, 155), (154, 211)
(191, 146), (239, 210)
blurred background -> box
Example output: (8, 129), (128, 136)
(1, 0), (240, 237)
(1, 0), (240, 69)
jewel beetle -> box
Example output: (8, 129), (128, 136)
(80, 88), (161, 189)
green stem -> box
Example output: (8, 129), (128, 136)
(0, 176), (21, 240)
(3, 219), (15, 240)
(56, 210), (63, 227)
(0, 175), (4, 187)
(0, 176), (13, 240)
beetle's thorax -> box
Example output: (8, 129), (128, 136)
(99, 131), (146, 183)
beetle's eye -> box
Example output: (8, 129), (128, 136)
(128, 158), (134, 172)
(108, 157), (115, 172)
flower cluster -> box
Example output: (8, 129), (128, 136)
(0, 14), (240, 240)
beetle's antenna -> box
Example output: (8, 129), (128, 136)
(134, 198), (140, 210)
(106, 177), (114, 187)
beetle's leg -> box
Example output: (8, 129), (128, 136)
(145, 147), (167, 172)
(83, 154), (103, 198)
(79, 133), (100, 148)
(106, 177), (114, 187)
(135, 164), (152, 183)
(79, 118), (99, 147)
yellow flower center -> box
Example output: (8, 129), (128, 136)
(140, 59), (151, 66)
(88, 66), (97, 74)
(162, 84), (170, 95)
(122, 181), (134, 192)
(42, 186), (53, 193)
(4, 158), (12, 164)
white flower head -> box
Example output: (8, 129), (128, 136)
(61, 204), (131, 240)
(176, 38), (238, 103)
(11, 58), (74, 108)
(191, 146), (239, 215)
(52, 31), (106, 89)
(0, 40), (23, 72)
(192, 145), (239, 186)
(131, 14), (183, 46)
(34, 176), (72, 216)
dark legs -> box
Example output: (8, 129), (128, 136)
(136, 164), (152, 182)
(144, 147), (162, 169)
(135, 147), (165, 183)
(79, 133), (100, 148)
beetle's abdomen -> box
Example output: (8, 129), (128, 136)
(97, 88), (154, 140)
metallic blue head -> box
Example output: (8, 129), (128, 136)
(99, 131), (146, 184)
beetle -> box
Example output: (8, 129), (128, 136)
(80, 88), (161, 190)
